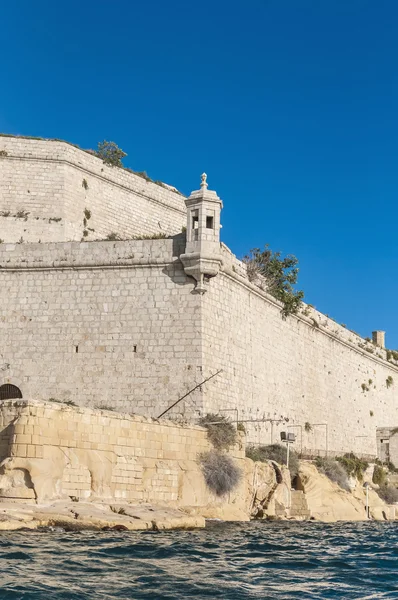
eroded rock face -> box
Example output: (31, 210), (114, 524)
(187, 458), (293, 522)
(0, 401), (246, 508)
(298, 462), (395, 522)
(0, 402), (394, 526)
(0, 453), (67, 503)
(0, 461), (35, 502)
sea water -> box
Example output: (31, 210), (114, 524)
(0, 520), (397, 599)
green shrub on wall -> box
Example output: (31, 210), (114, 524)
(336, 453), (368, 482)
(372, 465), (387, 487)
(198, 413), (238, 451)
(96, 140), (127, 167)
(243, 245), (304, 319)
(245, 443), (299, 480)
(377, 485), (398, 504)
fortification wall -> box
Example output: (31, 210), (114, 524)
(0, 136), (186, 243)
(0, 238), (204, 417)
(200, 247), (398, 457)
(2, 231), (398, 457)
(0, 400), (245, 505)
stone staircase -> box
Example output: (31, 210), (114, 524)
(289, 490), (311, 520)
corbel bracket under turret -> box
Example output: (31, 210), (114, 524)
(179, 252), (222, 294)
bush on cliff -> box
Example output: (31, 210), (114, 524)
(387, 460), (398, 473)
(245, 443), (299, 480)
(377, 485), (398, 504)
(336, 453), (369, 482)
(199, 413), (238, 451)
(314, 457), (350, 492)
(200, 450), (242, 496)
(372, 465), (387, 487)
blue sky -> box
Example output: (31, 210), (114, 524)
(2, 0), (398, 345)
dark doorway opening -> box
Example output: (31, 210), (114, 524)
(0, 384), (23, 401)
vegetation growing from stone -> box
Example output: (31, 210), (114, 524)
(48, 397), (77, 407)
(387, 460), (398, 473)
(336, 453), (368, 482)
(376, 485), (398, 504)
(244, 245), (304, 318)
(104, 232), (169, 242)
(134, 233), (168, 240)
(237, 422), (246, 433)
(245, 443), (299, 480)
(96, 140), (127, 167)
(314, 457), (350, 491)
(0, 133), (186, 195)
(198, 413), (238, 451)
(372, 465), (387, 487)
(105, 232), (122, 241)
(1, 210), (29, 220)
(199, 450), (241, 496)
(386, 350), (398, 363)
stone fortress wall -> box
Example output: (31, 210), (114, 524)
(0, 238), (205, 418)
(0, 399), (245, 506)
(0, 136), (186, 243)
(202, 246), (398, 458)
(1, 135), (397, 459)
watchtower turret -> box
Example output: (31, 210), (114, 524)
(180, 174), (223, 293)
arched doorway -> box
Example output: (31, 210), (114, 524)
(0, 384), (23, 401)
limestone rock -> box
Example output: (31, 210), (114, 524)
(299, 461), (394, 522)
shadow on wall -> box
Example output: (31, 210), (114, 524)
(171, 232), (186, 257)
(162, 260), (193, 287)
(0, 423), (15, 463)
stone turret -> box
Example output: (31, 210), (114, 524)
(372, 330), (386, 348)
(180, 174), (223, 293)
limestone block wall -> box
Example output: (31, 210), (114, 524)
(0, 238), (204, 417)
(0, 136), (186, 243)
(0, 400), (245, 505)
(376, 427), (398, 465)
(0, 403), (19, 463)
(2, 231), (398, 458)
(200, 246), (398, 457)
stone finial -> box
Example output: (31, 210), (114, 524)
(372, 330), (385, 348)
(200, 173), (208, 189)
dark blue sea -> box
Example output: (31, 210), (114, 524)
(1, 520), (397, 599)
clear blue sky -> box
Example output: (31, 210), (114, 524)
(2, 1), (398, 345)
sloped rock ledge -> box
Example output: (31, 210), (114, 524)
(0, 501), (205, 532)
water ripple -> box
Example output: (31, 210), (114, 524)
(0, 521), (398, 598)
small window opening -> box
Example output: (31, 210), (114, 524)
(75, 345), (79, 353)
(133, 345), (137, 353)
(206, 216), (214, 229)
(0, 384), (22, 401)
(192, 215), (199, 229)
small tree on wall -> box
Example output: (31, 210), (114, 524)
(96, 140), (127, 167)
(244, 244), (304, 318)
